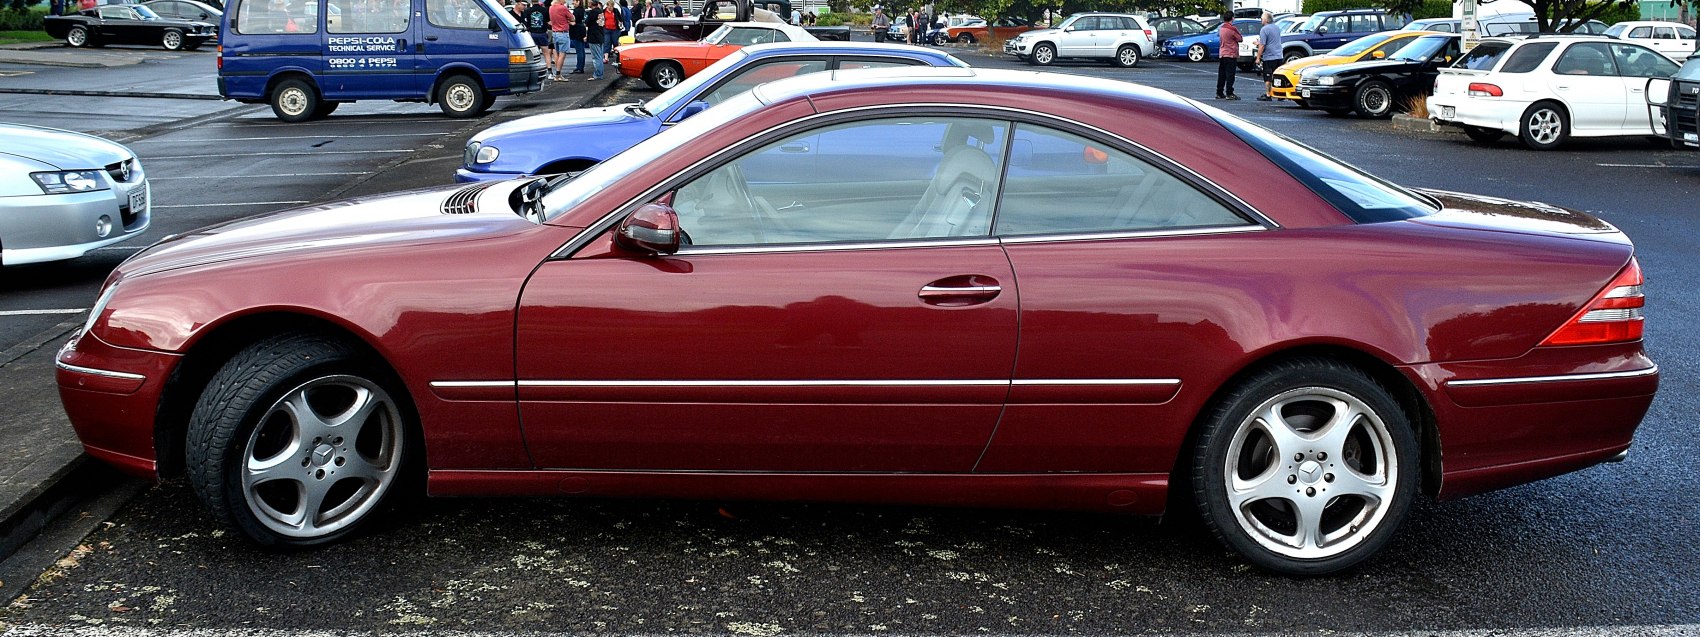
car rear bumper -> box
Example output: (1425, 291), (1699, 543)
(56, 332), (181, 480)
(0, 179), (150, 266)
(1428, 95), (1530, 134)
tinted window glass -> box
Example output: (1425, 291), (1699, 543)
(697, 58), (828, 107)
(1119, 17), (1142, 31)
(1390, 35), (1451, 61)
(236, 0), (318, 33)
(994, 124), (1247, 236)
(1553, 42), (1617, 76)
(673, 117), (1009, 246)
(1205, 104), (1436, 223)
(1348, 14), (1378, 33)
(427, 0), (490, 29)
(1614, 43), (1679, 78)
(1454, 41), (1509, 70)
(838, 58), (924, 70)
(1499, 42), (1556, 73)
(330, 0), (408, 32)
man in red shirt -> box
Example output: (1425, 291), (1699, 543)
(1215, 12), (1241, 100)
(548, 0), (575, 80)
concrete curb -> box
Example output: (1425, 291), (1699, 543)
(0, 87), (222, 100)
(1392, 113), (1456, 134)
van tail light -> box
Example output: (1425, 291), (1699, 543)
(216, 44), (222, 70)
(1541, 258), (1644, 346)
(1467, 82), (1502, 97)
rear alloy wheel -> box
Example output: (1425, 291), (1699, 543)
(1284, 50), (1303, 63)
(1187, 43), (1207, 62)
(162, 29), (184, 51)
(1114, 44), (1140, 68)
(437, 75), (486, 118)
(957, 33), (975, 44)
(66, 25), (89, 47)
(186, 333), (417, 547)
(1520, 102), (1569, 150)
(1463, 125), (1504, 143)
(1193, 358), (1418, 575)
(1031, 42), (1056, 66)
(645, 61), (683, 90)
(1353, 80), (1394, 118)
(269, 78), (319, 123)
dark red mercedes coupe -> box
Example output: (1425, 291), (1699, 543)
(56, 68), (1657, 575)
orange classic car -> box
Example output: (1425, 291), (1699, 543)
(616, 21), (816, 90)
(945, 17), (1034, 44)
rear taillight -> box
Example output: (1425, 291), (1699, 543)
(1467, 82), (1502, 97)
(1542, 258), (1644, 346)
(216, 44), (222, 70)
(1144, 28), (1154, 39)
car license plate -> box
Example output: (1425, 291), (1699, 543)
(1442, 106), (1456, 119)
(1301, 89), (1311, 98)
(1686, 132), (1698, 143)
(128, 185), (147, 213)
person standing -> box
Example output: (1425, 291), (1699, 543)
(789, 5), (800, 24)
(617, 0), (632, 37)
(908, 9), (920, 44)
(585, 0), (607, 80)
(871, 6), (890, 42)
(1255, 11), (1283, 101)
(570, 0), (588, 74)
(1214, 12), (1241, 100)
(548, 0), (574, 80)
(524, 0), (551, 56)
(669, 0), (681, 16)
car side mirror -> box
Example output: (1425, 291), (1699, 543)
(1647, 77), (1672, 106)
(677, 100), (709, 119)
(489, 16), (500, 31)
(1316, 25), (1328, 34)
(615, 202), (682, 255)
(1371, 49), (1385, 59)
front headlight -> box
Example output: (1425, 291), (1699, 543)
(1318, 76), (1337, 86)
(475, 145), (500, 164)
(31, 170), (106, 194)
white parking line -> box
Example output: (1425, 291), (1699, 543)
(131, 133), (451, 143)
(1598, 163), (1700, 168)
(153, 201), (309, 209)
(150, 172), (373, 180)
(0, 308), (85, 316)
(144, 150), (413, 160)
(4, 625), (1700, 637)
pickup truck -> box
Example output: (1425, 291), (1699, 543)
(634, 0), (849, 42)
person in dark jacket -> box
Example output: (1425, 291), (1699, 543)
(617, 0), (632, 36)
(523, 0), (551, 59)
(585, 0), (607, 79)
(669, 0), (681, 16)
(570, 0), (588, 74)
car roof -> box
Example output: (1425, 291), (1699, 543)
(1314, 8), (1387, 15)
(739, 40), (959, 61)
(751, 66), (1193, 114)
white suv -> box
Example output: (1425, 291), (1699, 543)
(1004, 13), (1156, 68)
(1428, 34), (1681, 149)
(1604, 21), (1698, 61)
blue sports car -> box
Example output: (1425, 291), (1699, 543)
(457, 42), (968, 182)
(1161, 18), (1260, 62)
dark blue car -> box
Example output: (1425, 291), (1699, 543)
(1161, 18), (1259, 62)
(456, 41), (967, 182)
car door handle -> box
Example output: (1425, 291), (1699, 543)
(918, 275), (1002, 306)
(425, 35), (439, 41)
(779, 142), (809, 153)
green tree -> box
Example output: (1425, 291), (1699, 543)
(1509, 0), (1640, 32)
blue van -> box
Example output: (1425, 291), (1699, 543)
(219, 0), (545, 121)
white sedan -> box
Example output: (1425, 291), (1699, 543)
(1428, 35), (1680, 149)
(1604, 21), (1697, 61)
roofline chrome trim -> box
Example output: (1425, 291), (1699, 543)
(548, 103), (1278, 260)
(999, 225), (1264, 245)
(1444, 366), (1659, 388)
(54, 361), (146, 381)
(432, 378), (1182, 388)
(677, 237), (1000, 256)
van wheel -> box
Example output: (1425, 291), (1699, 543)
(644, 61), (683, 90)
(66, 25), (90, 47)
(270, 78), (320, 123)
(162, 29), (184, 51)
(1284, 49), (1304, 63)
(313, 102), (339, 118)
(437, 75), (486, 118)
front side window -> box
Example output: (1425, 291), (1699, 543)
(98, 6), (134, 18)
(721, 26), (786, 45)
(1613, 43), (1679, 78)
(1553, 42), (1618, 76)
(1499, 41), (1557, 73)
(994, 124), (1248, 236)
(1454, 41), (1509, 70)
(670, 117), (1008, 247)
(696, 58), (828, 107)
(236, 0), (319, 33)
(1390, 35), (1454, 62)
(331, 0), (408, 32)
(1320, 16), (1347, 33)
(427, 0), (492, 29)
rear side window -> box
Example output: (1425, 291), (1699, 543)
(1348, 14), (1379, 33)
(234, 0), (318, 33)
(1499, 42), (1557, 73)
(1454, 41), (1509, 70)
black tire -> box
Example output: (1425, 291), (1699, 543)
(162, 28), (184, 51)
(644, 60), (683, 90)
(312, 101), (339, 118)
(1463, 125), (1504, 143)
(1324, 107), (1353, 117)
(958, 33), (975, 44)
(1353, 80), (1395, 118)
(1031, 42), (1056, 66)
(66, 25), (90, 47)
(1191, 357), (1420, 576)
(1519, 101), (1569, 150)
(1187, 43), (1207, 62)
(1114, 44), (1140, 68)
(437, 75), (486, 118)
(269, 78), (319, 123)
(184, 42), (203, 50)
(185, 333), (420, 548)
(1294, 98), (1311, 109)
(1284, 49), (1304, 63)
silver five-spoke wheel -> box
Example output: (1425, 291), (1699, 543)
(242, 375), (403, 539)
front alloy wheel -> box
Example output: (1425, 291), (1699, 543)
(1193, 358), (1418, 575)
(1032, 42), (1055, 66)
(1354, 80), (1394, 118)
(1187, 43), (1207, 62)
(162, 29), (183, 50)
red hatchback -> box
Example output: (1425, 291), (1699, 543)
(56, 68), (1656, 575)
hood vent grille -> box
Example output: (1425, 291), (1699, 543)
(442, 183), (496, 215)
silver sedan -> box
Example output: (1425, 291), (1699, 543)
(0, 124), (150, 266)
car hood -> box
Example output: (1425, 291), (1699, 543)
(118, 182), (540, 278)
(1415, 189), (1622, 238)
(0, 123), (131, 170)
(1017, 27), (1059, 39)
(473, 104), (648, 145)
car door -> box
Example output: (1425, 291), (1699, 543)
(979, 121), (1266, 473)
(321, 0), (414, 98)
(1549, 42), (1626, 132)
(94, 6), (133, 43)
(515, 115), (1019, 472)
(423, 0), (500, 94)
(1314, 14), (1348, 51)
(1612, 43), (1680, 130)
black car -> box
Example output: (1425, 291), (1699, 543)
(140, 0), (222, 23)
(1148, 16), (1206, 44)
(1650, 54), (1700, 149)
(43, 4), (215, 50)
(1299, 33), (1461, 118)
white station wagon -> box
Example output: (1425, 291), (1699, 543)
(1428, 34), (1680, 149)
(1604, 20), (1698, 61)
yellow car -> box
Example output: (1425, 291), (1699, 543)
(1270, 30), (1440, 104)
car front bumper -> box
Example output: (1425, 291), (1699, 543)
(1003, 39), (1031, 56)
(0, 175), (150, 266)
(57, 330), (182, 479)
(1296, 83), (1353, 110)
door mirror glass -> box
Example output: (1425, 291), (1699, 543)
(1648, 77), (1672, 106)
(616, 202), (683, 255)
(1316, 25), (1328, 34)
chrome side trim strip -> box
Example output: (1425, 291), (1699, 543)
(999, 225), (1264, 245)
(433, 378), (1182, 388)
(1445, 366), (1659, 388)
(678, 238), (1000, 256)
(54, 361), (146, 381)
(1013, 378), (1180, 386)
(429, 381), (516, 389)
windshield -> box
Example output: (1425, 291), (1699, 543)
(1056, 14), (1082, 29)
(1278, 17), (1304, 32)
(134, 5), (161, 19)
(1201, 101), (1437, 223)
(1679, 56), (1700, 81)
(1297, 14), (1323, 32)
(1390, 35), (1448, 61)
(704, 23), (733, 43)
(1331, 33), (1389, 57)
(1604, 24), (1628, 38)
(645, 48), (749, 115)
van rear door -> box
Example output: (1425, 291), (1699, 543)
(320, 0), (421, 99)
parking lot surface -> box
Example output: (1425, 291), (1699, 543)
(1, 40), (1698, 636)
